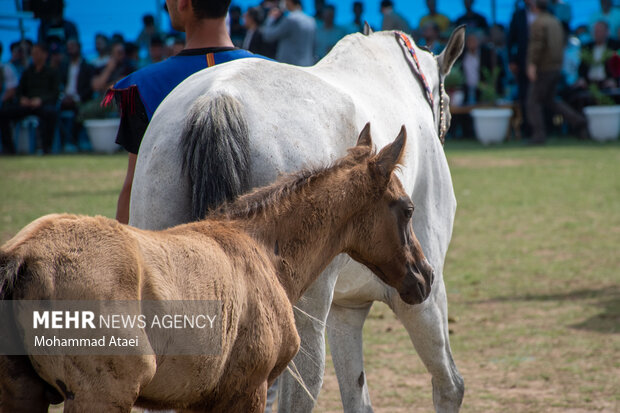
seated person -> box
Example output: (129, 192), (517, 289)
(564, 20), (620, 109)
(577, 20), (619, 91)
(0, 43), (59, 154)
(59, 38), (95, 151)
(462, 32), (505, 104)
(418, 21), (443, 55)
(91, 42), (136, 96)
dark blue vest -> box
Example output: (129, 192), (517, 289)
(106, 49), (268, 120)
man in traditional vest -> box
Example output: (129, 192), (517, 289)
(109, 0), (267, 223)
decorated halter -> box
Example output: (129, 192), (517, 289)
(394, 32), (448, 145)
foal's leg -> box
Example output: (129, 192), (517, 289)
(388, 278), (464, 413)
(276, 257), (344, 413)
(0, 355), (51, 413)
(236, 381), (268, 413)
(326, 302), (373, 413)
(60, 354), (156, 413)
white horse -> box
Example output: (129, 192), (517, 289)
(130, 27), (465, 412)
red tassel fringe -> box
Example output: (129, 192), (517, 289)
(101, 85), (138, 116)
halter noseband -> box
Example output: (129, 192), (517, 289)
(395, 32), (448, 145)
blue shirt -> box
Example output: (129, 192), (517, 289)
(105, 47), (267, 153)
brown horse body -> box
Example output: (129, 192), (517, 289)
(0, 125), (433, 412)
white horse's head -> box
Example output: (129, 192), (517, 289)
(360, 25), (465, 144)
(434, 26), (466, 142)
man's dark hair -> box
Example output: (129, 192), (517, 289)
(381, 0), (394, 9)
(247, 6), (265, 25)
(150, 35), (164, 47)
(33, 42), (49, 53)
(191, 0), (232, 19)
(535, 0), (549, 11)
(143, 14), (155, 26)
(289, 0), (302, 6)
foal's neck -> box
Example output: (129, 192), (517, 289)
(240, 174), (369, 304)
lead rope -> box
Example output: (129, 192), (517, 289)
(395, 32), (447, 145)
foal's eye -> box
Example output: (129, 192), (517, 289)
(404, 206), (414, 220)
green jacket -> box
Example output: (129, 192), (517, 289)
(527, 11), (565, 72)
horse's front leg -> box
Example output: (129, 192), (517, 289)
(326, 302), (373, 413)
(389, 277), (464, 413)
(275, 256), (344, 413)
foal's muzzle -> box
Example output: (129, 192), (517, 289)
(399, 259), (434, 305)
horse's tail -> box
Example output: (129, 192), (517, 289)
(181, 92), (251, 221)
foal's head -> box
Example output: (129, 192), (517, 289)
(345, 123), (433, 305)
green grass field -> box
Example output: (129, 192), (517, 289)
(1, 138), (619, 412)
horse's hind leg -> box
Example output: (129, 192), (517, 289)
(389, 279), (464, 413)
(0, 355), (51, 413)
(326, 302), (373, 413)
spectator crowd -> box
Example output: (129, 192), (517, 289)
(1, 0), (620, 154)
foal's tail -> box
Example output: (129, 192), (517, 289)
(181, 92), (251, 221)
(0, 250), (25, 301)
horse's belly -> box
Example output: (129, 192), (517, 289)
(332, 261), (390, 307)
(138, 355), (224, 404)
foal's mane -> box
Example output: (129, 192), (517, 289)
(210, 145), (375, 220)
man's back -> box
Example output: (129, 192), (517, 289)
(262, 10), (316, 66)
(529, 12), (564, 72)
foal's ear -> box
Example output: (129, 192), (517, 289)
(363, 22), (373, 36)
(372, 125), (407, 179)
(437, 25), (465, 76)
(356, 122), (372, 147)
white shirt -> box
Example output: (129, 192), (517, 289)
(65, 59), (81, 100)
(1, 63), (18, 101)
(2, 63), (18, 89)
(242, 28), (255, 51)
(463, 51), (480, 88)
(588, 44), (607, 82)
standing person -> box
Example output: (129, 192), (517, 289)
(228, 5), (247, 47)
(260, 0), (316, 67)
(347, 1), (365, 33)
(526, 0), (588, 144)
(381, 0), (410, 32)
(37, 0), (78, 52)
(136, 14), (164, 54)
(314, 4), (346, 62)
(455, 0), (489, 35)
(419, 0), (450, 34)
(508, 0), (535, 135)
(110, 0), (267, 224)
(242, 6), (277, 59)
(0, 43), (59, 154)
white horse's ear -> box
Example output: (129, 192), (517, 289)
(373, 125), (407, 178)
(356, 122), (372, 147)
(437, 25), (466, 76)
(363, 22), (373, 36)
